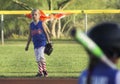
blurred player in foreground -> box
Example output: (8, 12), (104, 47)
(78, 22), (120, 84)
(25, 9), (51, 77)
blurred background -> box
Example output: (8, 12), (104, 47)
(1, 0), (120, 40)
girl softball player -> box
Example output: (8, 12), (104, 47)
(79, 22), (120, 84)
(25, 9), (50, 77)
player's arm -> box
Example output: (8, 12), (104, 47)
(42, 22), (51, 43)
(25, 28), (32, 51)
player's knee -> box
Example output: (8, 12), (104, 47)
(40, 58), (46, 63)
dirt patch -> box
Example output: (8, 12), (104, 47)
(0, 78), (78, 84)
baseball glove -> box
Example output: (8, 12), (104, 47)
(44, 43), (53, 56)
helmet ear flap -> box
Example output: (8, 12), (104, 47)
(113, 53), (119, 58)
(114, 48), (120, 58)
(100, 46), (120, 58)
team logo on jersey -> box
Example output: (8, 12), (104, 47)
(31, 29), (42, 36)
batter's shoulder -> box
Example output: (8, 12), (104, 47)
(30, 21), (34, 25)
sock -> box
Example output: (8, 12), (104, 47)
(41, 61), (47, 71)
(38, 62), (43, 73)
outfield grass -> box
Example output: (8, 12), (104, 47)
(0, 40), (119, 78)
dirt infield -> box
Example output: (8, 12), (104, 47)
(0, 78), (78, 84)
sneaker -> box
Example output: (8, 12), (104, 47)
(36, 73), (43, 77)
(43, 71), (48, 77)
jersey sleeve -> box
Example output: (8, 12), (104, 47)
(29, 22), (33, 29)
(78, 70), (87, 84)
(116, 71), (120, 84)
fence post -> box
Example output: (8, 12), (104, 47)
(84, 13), (88, 33)
(1, 14), (4, 45)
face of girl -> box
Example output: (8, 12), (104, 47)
(32, 10), (40, 22)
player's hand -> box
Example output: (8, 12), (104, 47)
(25, 46), (29, 51)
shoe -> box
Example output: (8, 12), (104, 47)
(36, 73), (43, 77)
(43, 71), (48, 77)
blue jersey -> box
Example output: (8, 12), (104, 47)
(30, 21), (47, 48)
(78, 62), (120, 84)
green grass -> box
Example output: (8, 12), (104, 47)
(0, 40), (119, 78)
(0, 40), (88, 78)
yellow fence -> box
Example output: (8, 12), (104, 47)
(1, 10), (120, 45)
(0, 10), (120, 14)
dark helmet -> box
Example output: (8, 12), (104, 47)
(87, 22), (120, 58)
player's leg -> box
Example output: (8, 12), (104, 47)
(41, 60), (48, 77)
(34, 48), (43, 77)
(39, 46), (48, 77)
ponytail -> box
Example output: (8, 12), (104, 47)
(86, 51), (100, 84)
